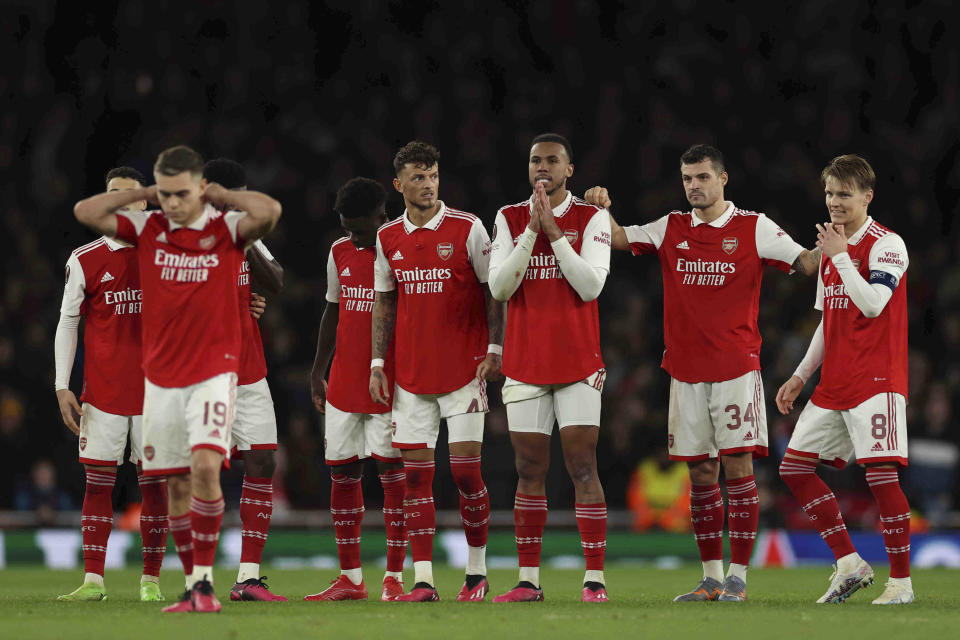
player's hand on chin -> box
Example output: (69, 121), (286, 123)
(775, 375), (804, 415)
(476, 353), (503, 382)
(816, 222), (847, 258)
(56, 389), (83, 435)
(535, 182), (561, 241)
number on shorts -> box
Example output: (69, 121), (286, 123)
(203, 401), (227, 427)
(725, 405), (740, 430)
(725, 403), (756, 431)
(871, 413), (887, 440)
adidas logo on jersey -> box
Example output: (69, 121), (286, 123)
(391, 250), (404, 261)
(744, 431), (754, 441)
(100, 272), (115, 283)
(676, 240), (690, 250)
(155, 232), (168, 244)
(340, 267), (351, 277)
(871, 442), (884, 452)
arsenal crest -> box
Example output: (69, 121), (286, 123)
(564, 229), (579, 244)
(144, 445), (155, 461)
(79, 437), (87, 451)
(199, 234), (216, 250)
(722, 237), (738, 254)
(437, 242), (454, 260)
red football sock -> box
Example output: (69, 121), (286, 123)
(779, 457), (856, 560)
(689, 483), (725, 562)
(379, 470), (407, 573)
(449, 455), (489, 548)
(239, 475), (273, 565)
(331, 473), (364, 571)
(575, 502), (607, 571)
(403, 460), (436, 563)
(137, 471), (168, 578)
(726, 475), (759, 566)
(514, 494), (547, 568)
(81, 468), (116, 576)
(190, 495), (225, 568)
(168, 513), (194, 577)
(866, 467), (911, 578)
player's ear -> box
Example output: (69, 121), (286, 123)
(566, 162), (574, 179)
(199, 177), (208, 190)
(392, 177), (403, 193)
(863, 189), (874, 206)
(719, 171), (728, 187)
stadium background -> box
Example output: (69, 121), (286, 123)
(1, 1), (958, 561)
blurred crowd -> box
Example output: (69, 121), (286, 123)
(2, 1), (957, 529)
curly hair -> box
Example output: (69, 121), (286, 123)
(393, 141), (440, 176)
(335, 177), (386, 219)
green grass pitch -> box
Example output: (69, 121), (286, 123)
(1, 566), (956, 639)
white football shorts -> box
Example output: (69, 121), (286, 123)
(231, 377), (278, 456)
(77, 402), (143, 466)
(391, 377), (488, 450)
(323, 402), (399, 465)
(667, 370), (768, 461)
(787, 392), (908, 468)
(140, 371), (237, 476)
(503, 369), (605, 433)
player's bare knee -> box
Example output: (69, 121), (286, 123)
(565, 457), (598, 488)
(720, 452), (753, 479)
(687, 459), (719, 485)
(333, 461), (363, 479)
(243, 450), (276, 477)
(515, 454), (548, 483)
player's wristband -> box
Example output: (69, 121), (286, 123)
(370, 358), (385, 369)
(487, 344), (503, 356)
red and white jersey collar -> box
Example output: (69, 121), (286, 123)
(689, 201), (735, 228)
(844, 216), (874, 246)
(102, 235), (130, 251)
(166, 203), (218, 231)
(402, 201), (448, 234)
(527, 190), (574, 218)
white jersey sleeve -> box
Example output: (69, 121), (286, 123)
(868, 233), (909, 289)
(815, 260), (825, 311)
(755, 214), (805, 269)
(61, 252), (87, 315)
(114, 210), (150, 242)
(325, 249), (340, 303)
(550, 208), (611, 302)
(224, 210), (248, 246)
(250, 239), (275, 261)
(466, 217), (492, 284)
(488, 212), (537, 302)
(374, 235), (396, 292)
(624, 214), (669, 253)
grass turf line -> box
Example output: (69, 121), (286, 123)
(0, 566), (956, 640)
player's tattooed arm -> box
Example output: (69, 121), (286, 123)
(792, 247), (821, 276)
(247, 244), (284, 295)
(369, 290), (398, 404)
(310, 301), (340, 413)
(583, 186), (628, 251)
(476, 289), (504, 381)
(73, 185), (156, 237)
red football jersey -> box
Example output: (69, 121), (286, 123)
(236, 240), (271, 386)
(626, 203), (804, 383)
(811, 218), (909, 409)
(492, 194), (608, 384)
(325, 237), (394, 413)
(61, 237), (144, 415)
(374, 203), (490, 395)
(114, 205), (246, 388)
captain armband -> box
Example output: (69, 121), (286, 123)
(869, 270), (898, 291)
